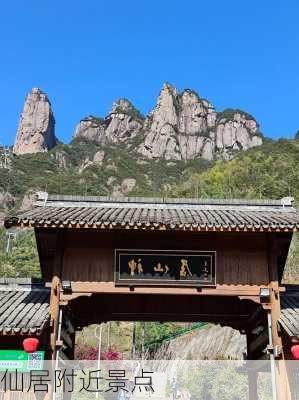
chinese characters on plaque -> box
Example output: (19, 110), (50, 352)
(115, 250), (216, 286)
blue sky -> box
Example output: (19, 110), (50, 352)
(1, 1), (299, 145)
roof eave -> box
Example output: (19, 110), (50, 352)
(5, 219), (298, 233)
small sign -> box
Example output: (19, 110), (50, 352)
(115, 250), (216, 286)
(0, 350), (45, 371)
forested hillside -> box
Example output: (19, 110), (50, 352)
(1, 136), (298, 281)
(0, 138), (211, 211)
(171, 138), (299, 200)
(0, 228), (39, 277)
(171, 137), (299, 282)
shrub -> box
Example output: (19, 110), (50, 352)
(75, 345), (122, 360)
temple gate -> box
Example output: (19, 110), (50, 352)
(4, 193), (299, 399)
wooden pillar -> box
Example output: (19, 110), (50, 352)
(49, 276), (61, 359)
(267, 235), (291, 400)
(246, 327), (260, 400)
(40, 277), (61, 400)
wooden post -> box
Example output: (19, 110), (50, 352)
(267, 235), (292, 400)
(40, 277), (61, 400)
(49, 276), (61, 360)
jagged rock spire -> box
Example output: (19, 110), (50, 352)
(13, 88), (57, 155)
(73, 82), (263, 161)
(138, 83), (262, 161)
(74, 97), (144, 144)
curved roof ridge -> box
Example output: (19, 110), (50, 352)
(35, 192), (295, 208)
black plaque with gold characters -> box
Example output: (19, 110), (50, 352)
(115, 249), (216, 286)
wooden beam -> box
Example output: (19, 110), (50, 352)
(49, 276), (61, 360)
(267, 235), (292, 400)
(59, 282), (264, 302)
(73, 311), (251, 326)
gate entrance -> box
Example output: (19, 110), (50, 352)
(70, 293), (266, 361)
(4, 193), (299, 399)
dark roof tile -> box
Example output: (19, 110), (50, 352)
(4, 194), (299, 233)
(0, 288), (50, 336)
(279, 293), (299, 337)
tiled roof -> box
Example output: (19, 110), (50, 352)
(0, 279), (50, 335)
(4, 193), (299, 233)
(279, 288), (299, 338)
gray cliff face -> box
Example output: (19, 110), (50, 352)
(13, 83), (262, 160)
(215, 111), (262, 160)
(105, 99), (144, 143)
(74, 83), (262, 161)
(138, 83), (262, 161)
(152, 324), (246, 360)
(13, 88), (57, 155)
(73, 116), (106, 144)
(13, 84), (263, 160)
(74, 99), (143, 144)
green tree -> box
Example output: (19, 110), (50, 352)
(0, 228), (40, 278)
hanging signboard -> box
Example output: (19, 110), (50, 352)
(115, 249), (216, 287)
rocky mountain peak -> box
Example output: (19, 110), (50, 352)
(138, 83), (262, 161)
(73, 82), (262, 161)
(159, 82), (177, 96)
(74, 97), (144, 144)
(109, 98), (144, 123)
(13, 88), (57, 155)
(13, 84), (263, 161)
(215, 109), (261, 155)
(31, 87), (45, 97)
(111, 98), (135, 114)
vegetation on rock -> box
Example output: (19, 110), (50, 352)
(112, 98), (145, 122)
(217, 108), (257, 123)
